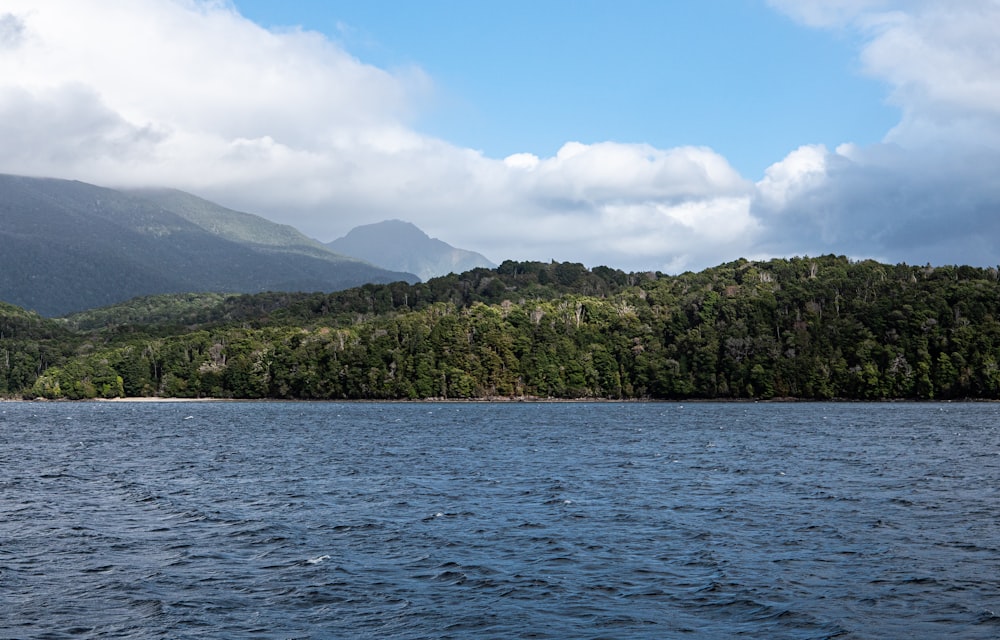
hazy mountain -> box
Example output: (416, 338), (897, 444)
(0, 174), (416, 316)
(326, 220), (495, 281)
(128, 188), (340, 261)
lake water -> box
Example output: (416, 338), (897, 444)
(1, 401), (999, 639)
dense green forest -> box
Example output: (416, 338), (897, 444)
(4, 256), (1000, 401)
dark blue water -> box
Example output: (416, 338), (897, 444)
(1, 401), (999, 639)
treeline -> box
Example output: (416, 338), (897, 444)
(60, 260), (631, 331)
(7, 256), (1000, 400)
(0, 301), (79, 396)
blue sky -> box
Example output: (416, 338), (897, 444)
(234, 0), (896, 179)
(1, 1), (999, 272)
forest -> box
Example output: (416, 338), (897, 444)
(4, 255), (1000, 401)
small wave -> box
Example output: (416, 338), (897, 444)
(81, 564), (116, 574)
(306, 554), (331, 565)
(975, 610), (1000, 625)
(432, 570), (467, 585)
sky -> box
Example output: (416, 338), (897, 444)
(1, 0), (999, 273)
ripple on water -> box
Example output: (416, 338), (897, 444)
(1, 401), (998, 638)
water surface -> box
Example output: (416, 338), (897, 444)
(2, 401), (998, 638)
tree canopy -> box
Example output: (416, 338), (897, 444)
(6, 256), (1000, 401)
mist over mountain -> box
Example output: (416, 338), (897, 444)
(327, 219), (495, 281)
(0, 175), (416, 316)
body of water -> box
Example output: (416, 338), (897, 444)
(1, 401), (999, 638)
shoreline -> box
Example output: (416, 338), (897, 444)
(3, 395), (990, 404)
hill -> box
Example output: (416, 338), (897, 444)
(10, 256), (1000, 401)
(326, 219), (495, 281)
(0, 175), (417, 316)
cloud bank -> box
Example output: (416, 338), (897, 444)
(1, 0), (998, 272)
(760, 0), (1000, 266)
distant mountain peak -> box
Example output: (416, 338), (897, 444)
(326, 220), (495, 281)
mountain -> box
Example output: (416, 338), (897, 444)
(326, 219), (495, 281)
(0, 174), (417, 316)
(127, 188), (340, 261)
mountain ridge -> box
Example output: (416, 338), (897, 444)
(0, 174), (416, 316)
(126, 188), (338, 260)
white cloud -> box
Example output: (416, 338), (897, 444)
(0, 84), (164, 172)
(766, 0), (898, 27)
(754, 0), (1000, 267)
(596, 197), (760, 273)
(504, 152), (541, 171)
(864, 3), (1000, 149)
(1, 0), (999, 275)
(755, 144), (831, 210)
(752, 140), (1000, 265)
(771, 0), (1000, 146)
(0, 0), (429, 163)
(0, 0), (762, 273)
(531, 142), (749, 203)
(0, 13), (27, 49)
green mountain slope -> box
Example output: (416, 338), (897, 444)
(128, 188), (338, 260)
(0, 174), (417, 316)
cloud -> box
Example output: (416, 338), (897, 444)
(1, 0), (998, 274)
(0, 13), (26, 49)
(531, 142), (749, 203)
(0, 1), (436, 219)
(766, 0), (898, 28)
(755, 144), (830, 211)
(770, 0), (1000, 144)
(0, 84), (164, 173)
(865, 3), (1000, 148)
(0, 0), (760, 273)
(490, 142), (758, 271)
(3, 0), (431, 157)
(756, 0), (1000, 267)
(753, 141), (1000, 265)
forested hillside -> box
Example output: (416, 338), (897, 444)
(6, 256), (1000, 401)
(0, 302), (80, 396)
